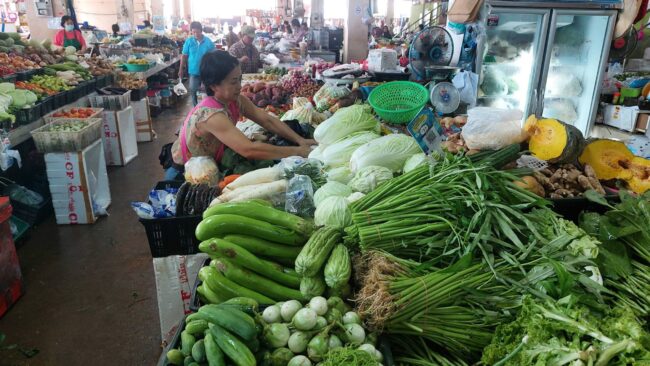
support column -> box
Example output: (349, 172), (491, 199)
(310, 0), (324, 28)
(386, 0), (394, 26)
(146, 0), (163, 20)
(116, 0), (136, 30)
(343, 0), (370, 63)
(181, 0), (191, 20)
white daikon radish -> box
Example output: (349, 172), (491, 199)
(229, 180), (288, 202)
(224, 167), (282, 191)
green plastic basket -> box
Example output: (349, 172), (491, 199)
(368, 81), (429, 124)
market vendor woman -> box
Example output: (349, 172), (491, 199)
(165, 51), (316, 180)
(53, 16), (86, 52)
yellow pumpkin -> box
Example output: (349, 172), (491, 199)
(524, 115), (584, 163)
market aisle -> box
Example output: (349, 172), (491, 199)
(0, 98), (191, 365)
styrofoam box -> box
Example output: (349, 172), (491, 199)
(131, 98), (154, 142)
(603, 104), (639, 132)
(367, 48), (399, 72)
(101, 107), (139, 166)
(44, 139), (111, 225)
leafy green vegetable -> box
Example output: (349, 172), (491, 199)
(314, 196), (351, 229)
(350, 134), (422, 173)
(320, 132), (380, 168)
(0, 83), (15, 94)
(347, 166), (393, 194)
(314, 182), (352, 208)
(313, 105), (380, 145)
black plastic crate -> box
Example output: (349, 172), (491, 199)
(0, 74), (17, 83)
(139, 181), (202, 257)
(157, 315), (187, 366)
(550, 195), (619, 223)
(11, 197), (52, 226)
(65, 87), (83, 104)
(86, 79), (97, 93)
(189, 258), (211, 312)
(53, 92), (67, 108)
(131, 87), (147, 101)
(95, 75), (107, 89)
(15, 69), (40, 81)
(370, 71), (412, 82)
(14, 104), (42, 125)
(39, 96), (54, 114)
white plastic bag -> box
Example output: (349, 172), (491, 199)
(184, 156), (219, 187)
(173, 82), (187, 96)
(461, 107), (527, 150)
(452, 71), (479, 107)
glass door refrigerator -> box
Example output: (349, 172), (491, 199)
(478, 0), (621, 136)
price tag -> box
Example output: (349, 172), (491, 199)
(487, 15), (499, 27)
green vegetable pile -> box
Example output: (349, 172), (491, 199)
(31, 75), (72, 92)
(48, 121), (88, 132)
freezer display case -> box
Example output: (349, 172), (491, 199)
(479, 1), (619, 136)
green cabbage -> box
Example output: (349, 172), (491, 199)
(65, 46), (77, 55)
(326, 166), (354, 184)
(0, 83), (15, 94)
(348, 166), (393, 194)
(313, 105), (380, 145)
(314, 181), (352, 207)
(0, 94), (12, 112)
(314, 196), (351, 228)
(321, 132), (380, 167)
(403, 153), (428, 173)
(350, 134), (421, 173)
(7, 91), (27, 107)
(24, 91), (37, 105)
(308, 145), (326, 162)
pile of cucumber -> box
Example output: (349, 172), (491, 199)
(196, 201), (315, 304)
(166, 301), (260, 366)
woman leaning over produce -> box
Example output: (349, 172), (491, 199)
(164, 50), (316, 180)
(53, 16), (86, 52)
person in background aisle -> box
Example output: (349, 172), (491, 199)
(164, 51), (316, 180)
(180, 21), (215, 106)
(53, 16), (86, 52)
(228, 26), (261, 74)
(143, 20), (153, 29)
(294, 22), (309, 42)
(225, 26), (239, 49)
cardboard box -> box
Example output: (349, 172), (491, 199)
(101, 107), (139, 166)
(636, 113), (649, 132)
(602, 104), (639, 132)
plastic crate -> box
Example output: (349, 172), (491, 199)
(158, 316), (187, 366)
(131, 87), (147, 101)
(10, 216), (29, 244)
(86, 79), (97, 93)
(40, 96), (54, 114)
(89, 90), (131, 111)
(15, 69), (41, 81)
(53, 92), (67, 109)
(13, 105), (42, 126)
(44, 107), (103, 123)
(139, 181), (202, 258)
(31, 118), (102, 153)
(189, 258), (211, 312)
(65, 87), (84, 104)
(0, 74), (17, 83)
(10, 197), (52, 226)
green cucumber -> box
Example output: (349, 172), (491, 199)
(198, 304), (257, 342)
(166, 349), (184, 365)
(199, 266), (238, 300)
(220, 297), (259, 315)
(192, 339), (206, 363)
(295, 227), (341, 277)
(185, 319), (209, 336)
(200, 239), (300, 288)
(185, 313), (203, 323)
(202, 266), (275, 304)
(195, 214), (306, 245)
(181, 330), (196, 357)
(215, 259), (307, 301)
(197, 283), (224, 305)
(204, 332), (226, 366)
(210, 324), (256, 366)
(202, 201), (315, 236)
(222, 234), (302, 259)
(183, 356), (193, 366)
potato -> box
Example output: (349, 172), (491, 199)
(514, 176), (545, 197)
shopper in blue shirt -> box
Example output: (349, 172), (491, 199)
(180, 21), (215, 106)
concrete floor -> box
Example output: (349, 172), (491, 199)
(0, 99), (190, 366)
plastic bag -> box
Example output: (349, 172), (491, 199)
(0, 178), (43, 207)
(461, 107), (527, 150)
(131, 186), (178, 219)
(173, 82), (187, 96)
(313, 84), (350, 112)
(279, 156), (326, 188)
(452, 71), (479, 107)
(285, 174), (315, 217)
(184, 156), (219, 187)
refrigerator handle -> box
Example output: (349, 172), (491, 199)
(531, 88), (538, 116)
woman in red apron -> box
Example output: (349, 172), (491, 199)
(165, 50), (316, 181)
(53, 16), (87, 52)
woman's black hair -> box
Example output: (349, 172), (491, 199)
(291, 19), (300, 28)
(61, 15), (72, 28)
(200, 51), (239, 96)
(111, 24), (120, 34)
(143, 20), (152, 28)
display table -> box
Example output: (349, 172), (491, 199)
(134, 57), (180, 80)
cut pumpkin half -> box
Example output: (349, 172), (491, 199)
(524, 115), (584, 163)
